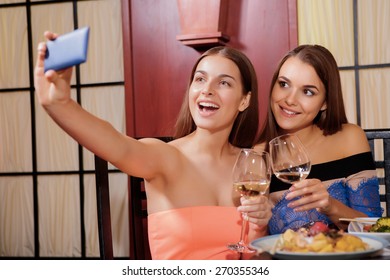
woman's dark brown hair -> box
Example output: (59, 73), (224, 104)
(257, 44), (348, 147)
(174, 46), (259, 148)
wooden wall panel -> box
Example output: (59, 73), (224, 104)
(125, 0), (199, 137)
(225, 0), (297, 130)
(122, 0), (297, 138)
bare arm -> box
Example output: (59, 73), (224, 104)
(34, 32), (175, 180)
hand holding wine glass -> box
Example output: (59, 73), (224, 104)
(227, 149), (271, 253)
(269, 133), (322, 224)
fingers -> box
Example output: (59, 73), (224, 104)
(286, 179), (330, 211)
(239, 195), (268, 209)
(238, 196), (272, 226)
(285, 179), (322, 200)
(35, 42), (58, 83)
(44, 31), (59, 40)
(246, 212), (271, 226)
(45, 69), (59, 83)
(35, 31), (59, 72)
(35, 42), (47, 71)
(287, 179), (320, 195)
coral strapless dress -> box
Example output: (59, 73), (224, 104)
(148, 206), (243, 260)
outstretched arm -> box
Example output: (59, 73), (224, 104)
(34, 32), (174, 180)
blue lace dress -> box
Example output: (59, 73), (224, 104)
(268, 152), (383, 235)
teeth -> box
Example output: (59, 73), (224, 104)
(283, 108), (297, 115)
(199, 102), (219, 109)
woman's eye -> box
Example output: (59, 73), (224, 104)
(194, 76), (205, 83)
(279, 81), (288, 88)
(304, 89), (314, 96)
(220, 80), (231, 87)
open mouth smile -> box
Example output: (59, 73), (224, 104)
(198, 101), (220, 112)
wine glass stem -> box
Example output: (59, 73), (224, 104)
(239, 213), (249, 246)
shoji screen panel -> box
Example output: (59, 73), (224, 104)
(297, 0), (390, 129)
(0, 0), (127, 258)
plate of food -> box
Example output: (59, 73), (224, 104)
(348, 217), (390, 242)
(250, 222), (389, 260)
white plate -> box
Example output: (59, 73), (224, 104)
(348, 217), (390, 242)
(250, 234), (389, 260)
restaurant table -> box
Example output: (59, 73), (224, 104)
(246, 246), (390, 260)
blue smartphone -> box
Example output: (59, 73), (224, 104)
(44, 26), (90, 72)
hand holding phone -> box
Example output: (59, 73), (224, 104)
(44, 26), (90, 72)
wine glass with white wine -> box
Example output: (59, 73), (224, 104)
(269, 134), (311, 184)
(227, 149), (271, 253)
(269, 134), (315, 225)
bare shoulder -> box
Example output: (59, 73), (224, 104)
(338, 123), (368, 143)
(139, 136), (173, 145)
(137, 137), (174, 153)
(333, 123), (370, 156)
(138, 137), (185, 159)
(136, 137), (183, 176)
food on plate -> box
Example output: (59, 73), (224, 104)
(363, 217), (390, 233)
(308, 221), (329, 235)
(276, 222), (368, 253)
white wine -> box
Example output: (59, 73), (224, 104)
(233, 181), (270, 198)
(274, 162), (310, 183)
(274, 171), (309, 183)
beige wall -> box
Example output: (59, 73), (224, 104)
(0, 0), (128, 257)
(298, 0), (390, 129)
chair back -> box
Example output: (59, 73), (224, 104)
(365, 129), (390, 217)
(129, 176), (150, 259)
(94, 155), (114, 259)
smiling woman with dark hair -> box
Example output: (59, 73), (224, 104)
(254, 44), (382, 235)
